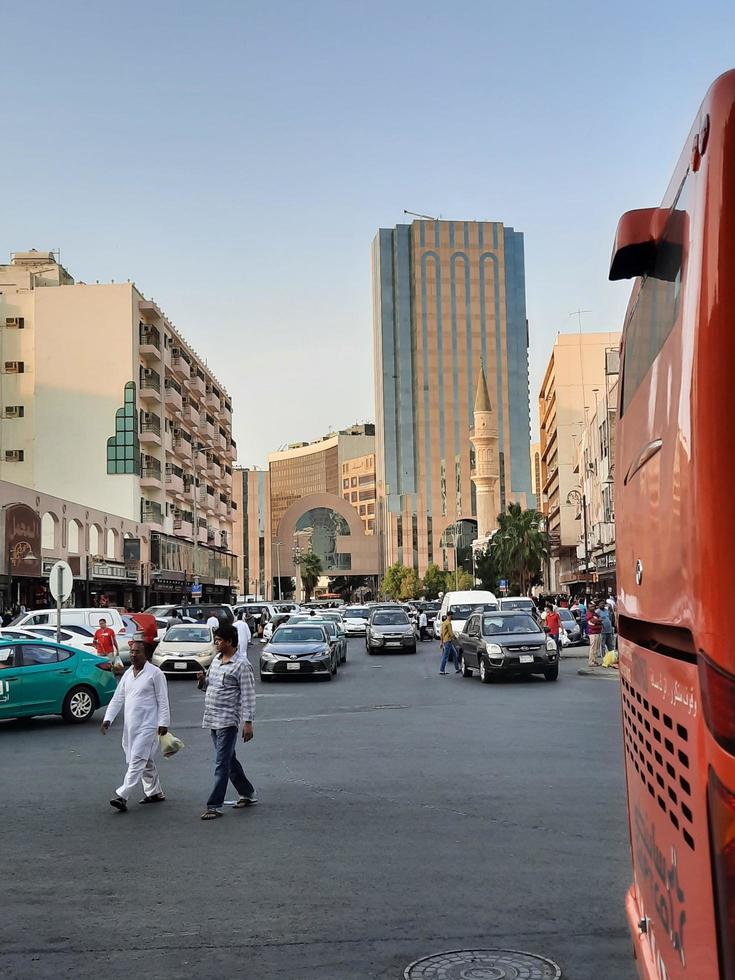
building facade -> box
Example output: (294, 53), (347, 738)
(1, 480), (146, 612)
(341, 452), (376, 535)
(0, 250), (237, 602)
(538, 332), (620, 590)
(372, 219), (533, 577)
(232, 467), (271, 599)
(571, 351), (619, 593)
(530, 442), (541, 505)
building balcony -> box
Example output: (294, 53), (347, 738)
(140, 420), (162, 446)
(181, 400), (200, 428)
(164, 380), (182, 412)
(222, 400), (232, 423)
(205, 388), (221, 411)
(171, 352), (191, 382)
(140, 464), (162, 489)
(216, 429), (227, 451)
(141, 499), (163, 525)
(224, 439), (236, 461)
(199, 419), (215, 441)
(139, 326), (162, 360)
(217, 496), (228, 517)
(190, 373), (206, 396)
(139, 370), (161, 402)
(173, 517), (194, 538)
(197, 522), (208, 544)
(165, 470), (184, 495)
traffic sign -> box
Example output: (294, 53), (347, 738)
(191, 583), (202, 597)
(499, 579), (508, 589)
(49, 560), (74, 602)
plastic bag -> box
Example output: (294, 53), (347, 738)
(159, 731), (185, 758)
(559, 627), (571, 647)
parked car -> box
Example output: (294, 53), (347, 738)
(152, 624), (217, 675)
(557, 607), (584, 645)
(0, 626), (96, 651)
(145, 604), (234, 625)
(499, 596), (540, 621)
(0, 638), (117, 723)
(456, 610), (559, 682)
(366, 608), (416, 655)
(233, 603), (278, 630)
(342, 606), (370, 635)
(438, 590), (499, 636)
(259, 623), (337, 681)
(11, 607), (127, 635)
(290, 617), (347, 663)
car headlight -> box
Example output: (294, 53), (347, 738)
(486, 643), (503, 656)
(262, 649), (278, 660)
(546, 638), (557, 651)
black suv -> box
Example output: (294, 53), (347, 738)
(456, 610), (559, 682)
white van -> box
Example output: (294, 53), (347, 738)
(438, 590), (499, 637)
(12, 607), (127, 635)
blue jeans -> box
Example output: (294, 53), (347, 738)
(440, 641), (458, 672)
(207, 726), (255, 810)
(602, 631), (615, 652)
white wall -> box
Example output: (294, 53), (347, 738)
(34, 283), (139, 520)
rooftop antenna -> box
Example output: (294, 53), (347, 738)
(404, 209), (440, 220)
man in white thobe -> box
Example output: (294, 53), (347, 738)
(101, 639), (170, 812)
(234, 611), (251, 657)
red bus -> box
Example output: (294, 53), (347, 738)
(611, 69), (735, 979)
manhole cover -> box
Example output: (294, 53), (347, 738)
(404, 948), (562, 980)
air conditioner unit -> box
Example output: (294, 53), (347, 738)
(4, 405), (23, 418)
(4, 450), (24, 462)
(4, 361), (23, 373)
(5, 317), (24, 328)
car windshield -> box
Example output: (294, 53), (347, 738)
(308, 620), (336, 636)
(450, 602), (497, 618)
(558, 609), (575, 622)
(164, 627), (210, 643)
(502, 600), (534, 611)
(145, 606), (173, 617)
(372, 612), (410, 626)
(273, 627), (325, 643)
(482, 615), (541, 635)
(345, 608), (369, 619)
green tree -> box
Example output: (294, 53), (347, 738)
(475, 546), (500, 592)
(422, 563), (447, 599)
(399, 568), (422, 601)
(455, 569), (475, 591)
(492, 503), (549, 594)
(381, 562), (411, 599)
(294, 550), (322, 601)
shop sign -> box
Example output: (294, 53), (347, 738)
(5, 503), (41, 577)
(124, 537), (141, 570)
(93, 562), (138, 582)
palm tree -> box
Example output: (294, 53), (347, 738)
(295, 550), (322, 601)
(493, 503), (549, 594)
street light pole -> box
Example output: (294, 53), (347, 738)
(566, 489), (590, 591)
(274, 540), (282, 600)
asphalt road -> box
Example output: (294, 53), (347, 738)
(1, 637), (635, 980)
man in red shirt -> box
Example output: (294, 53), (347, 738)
(586, 604), (603, 666)
(545, 603), (562, 654)
(94, 617), (119, 665)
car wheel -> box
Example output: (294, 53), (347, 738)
(544, 665), (559, 682)
(479, 658), (492, 684)
(461, 655), (472, 678)
(62, 686), (97, 723)
(331, 655), (338, 675)
(407, 645), (417, 655)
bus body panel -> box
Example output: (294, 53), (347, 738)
(616, 70), (735, 979)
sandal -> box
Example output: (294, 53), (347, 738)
(201, 809), (222, 820)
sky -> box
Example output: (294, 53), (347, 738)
(4, 1), (735, 466)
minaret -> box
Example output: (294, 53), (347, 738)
(470, 367), (500, 541)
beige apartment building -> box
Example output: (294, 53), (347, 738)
(538, 331), (620, 590)
(341, 452), (376, 535)
(232, 466), (271, 599)
(0, 250), (237, 603)
(530, 441), (541, 504)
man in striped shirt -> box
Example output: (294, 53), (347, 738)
(197, 623), (257, 820)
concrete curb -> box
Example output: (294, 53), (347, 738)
(577, 666), (620, 679)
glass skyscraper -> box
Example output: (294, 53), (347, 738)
(372, 219), (533, 575)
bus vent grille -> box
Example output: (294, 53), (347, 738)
(621, 676), (694, 851)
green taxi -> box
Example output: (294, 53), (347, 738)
(0, 638), (117, 724)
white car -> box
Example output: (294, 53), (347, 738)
(12, 607), (127, 636)
(342, 606), (370, 635)
(152, 624), (216, 675)
(0, 625), (97, 651)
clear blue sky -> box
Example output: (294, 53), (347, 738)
(5, 1), (735, 464)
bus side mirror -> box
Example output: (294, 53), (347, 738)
(609, 208), (667, 281)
